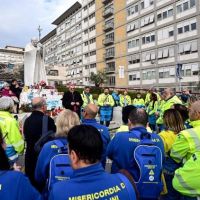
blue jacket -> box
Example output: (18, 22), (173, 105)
(49, 163), (136, 200)
(82, 119), (110, 167)
(112, 92), (120, 106)
(107, 126), (164, 181)
(35, 138), (68, 187)
(0, 170), (40, 200)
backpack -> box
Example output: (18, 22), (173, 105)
(34, 115), (55, 154)
(134, 132), (163, 199)
(47, 140), (73, 191)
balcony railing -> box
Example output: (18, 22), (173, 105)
(105, 66), (115, 73)
(103, 37), (114, 46)
(103, 7), (114, 18)
(103, 22), (114, 32)
(104, 51), (115, 59)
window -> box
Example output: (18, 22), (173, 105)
(184, 25), (190, 32)
(142, 70), (156, 80)
(108, 76), (115, 86)
(90, 63), (96, 68)
(142, 32), (155, 44)
(141, 14), (154, 27)
(127, 20), (139, 33)
(89, 25), (95, 32)
(89, 13), (95, 20)
(142, 51), (156, 62)
(128, 54), (140, 64)
(128, 38), (140, 48)
(158, 46), (174, 59)
(177, 19), (197, 34)
(89, 38), (96, 44)
(127, 3), (139, 16)
(183, 2), (189, 10)
(191, 22), (197, 30)
(90, 51), (96, 56)
(141, 0), (154, 10)
(84, 41), (89, 46)
(178, 27), (183, 34)
(176, 0), (196, 14)
(83, 6), (87, 11)
(84, 18), (88, 23)
(158, 26), (174, 40)
(89, 0), (95, 7)
(179, 40), (198, 55)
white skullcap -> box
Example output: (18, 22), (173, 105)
(4, 82), (10, 87)
(0, 97), (14, 111)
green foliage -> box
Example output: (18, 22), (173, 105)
(89, 71), (107, 87)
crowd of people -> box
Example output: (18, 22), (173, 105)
(0, 82), (200, 200)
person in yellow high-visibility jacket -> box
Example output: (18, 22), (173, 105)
(145, 87), (161, 107)
(156, 88), (182, 131)
(170, 101), (200, 164)
(119, 89), (131, 107)
(98, 88), (114, 127)
(0, 97), (24, 163)
(81, 86), (94, 108)
(133, 93), (145, 108)
(173, 151), (200, 198)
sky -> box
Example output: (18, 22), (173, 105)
(0, 0), (79, 48)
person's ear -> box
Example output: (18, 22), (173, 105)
(128, 119), (131, 128)
(69, 150), (79, 169)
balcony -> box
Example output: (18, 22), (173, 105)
(105, 64), (115, 74)
(102, 0), (113, 5)
(104, 51), (115, 60)
(103, 22), (114, 32)
(103, 7), (114, 18)
(103, 37), (114, 46)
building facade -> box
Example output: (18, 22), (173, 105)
(0, 46), (24, 81)
(41, 0), (200, 91)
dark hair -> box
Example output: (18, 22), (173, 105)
(150, 93), (158, 109)
(11, 79), (17, 83)
(129, 108), (148, 127)
(0, 130), (10, 170)
(173, 104), (189, 122)
(84, 86), (90, 89)
(67, 125), (103, 164)
(163, 109), (185, 134)
(122, 105), (136, 124)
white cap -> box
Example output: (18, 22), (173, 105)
(0, 97), (14, 111)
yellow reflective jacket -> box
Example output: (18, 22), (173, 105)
(116, 125), (152, 133)
(133, 98), (145, 107)
(159, 130), (177, 153)
(145, 92), (161, 106)
(119, 95), (132, 107)
(171, 120), (200, 163)
(173, 151), (200, 197)
(156, 95), (182, 125)
(0, 111), (24, 154)
(81, 92), (94, 108)
(98, 93), (114, 107)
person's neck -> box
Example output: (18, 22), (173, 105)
(129, 124), (144, 130)
(34, 109), (44, 113)
(74, 161), (98, 170)
(84, 116), (95, 120)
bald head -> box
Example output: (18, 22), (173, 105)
(32, 97), (46, 111)
(84, 104), (99, 119)
(189, 100), (200, 121)
(129, 108), (148, 127)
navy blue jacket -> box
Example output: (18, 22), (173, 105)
(35, 138), (68, 188)
(49, 163), (136, 200)
(0, 170), (40, 200)
(82, 119), (110, 167)
(107, 126), (164, 181)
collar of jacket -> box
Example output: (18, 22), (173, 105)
(82, 119), (97, 124)
(165, 95), (176, 102)
(190, 120), (200, 128)
(129, 126), (148, 135)
(72, 163), (103, 178)
(0, 111), (12, 117)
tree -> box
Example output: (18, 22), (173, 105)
(89, 71), (107, 87)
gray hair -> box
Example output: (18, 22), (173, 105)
(0, 97), (14, 111)
(31, 97), (46, 110)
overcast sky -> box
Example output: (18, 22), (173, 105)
(0, 0), (79, 48)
